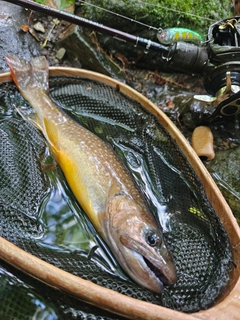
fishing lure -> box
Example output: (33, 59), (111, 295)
(157, 27), (202, 45)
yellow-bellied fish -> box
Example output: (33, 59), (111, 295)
(6, 56), (177, 293)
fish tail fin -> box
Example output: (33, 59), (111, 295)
(5, 56), (49, 98)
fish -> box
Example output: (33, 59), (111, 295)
(6, 55), (177, 293)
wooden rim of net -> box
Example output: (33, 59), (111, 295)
(0, 67), (239, 320)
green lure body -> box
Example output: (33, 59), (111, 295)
(157, 28), (202, 45)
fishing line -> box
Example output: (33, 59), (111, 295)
(77, 0), (158, 30)
(77, 0), (215, 31)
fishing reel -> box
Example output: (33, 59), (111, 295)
(189, 17), (240, 160)
(194, 16), (240, 123)
(159, 17), (240, 123)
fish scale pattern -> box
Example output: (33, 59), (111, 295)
(0, 77), (233, 319)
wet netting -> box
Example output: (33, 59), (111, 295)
(0, 76), (233, 319)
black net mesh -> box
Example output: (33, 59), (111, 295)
(0, 76), (233, 319)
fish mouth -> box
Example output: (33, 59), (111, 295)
(119, 234), (177, 292)
(143, 256), (169, 286)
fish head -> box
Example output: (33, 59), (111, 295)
(106, 193), (177, 294)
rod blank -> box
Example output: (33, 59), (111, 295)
(3, 0), (169, 53)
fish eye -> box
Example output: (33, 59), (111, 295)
(146, 232), (159, 247)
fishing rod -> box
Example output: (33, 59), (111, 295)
(3, 0), (208, 74)
(4, 0), (168, 52)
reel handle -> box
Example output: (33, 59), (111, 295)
(191, 126), (215, 161)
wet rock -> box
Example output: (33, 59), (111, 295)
(55, 47), (66, 60)
(177, 96), (214, 130)
(205, 145), (240, 223)
(0, 1), (41, 72)
(33, 21), (46, 33)
(57, 24), (126, 79)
